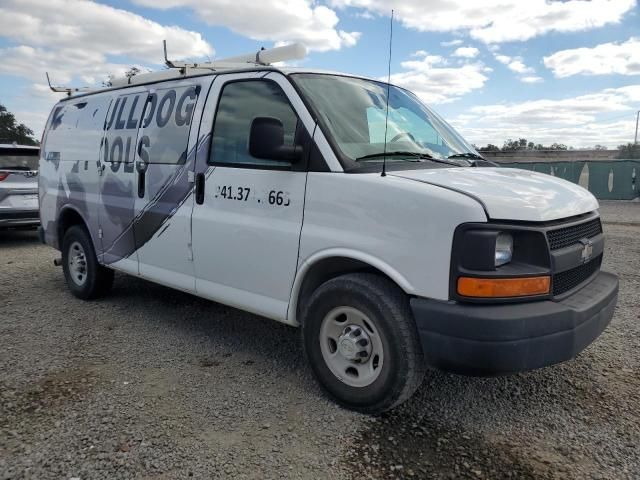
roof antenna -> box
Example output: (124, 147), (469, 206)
(381, 9), (394, 177)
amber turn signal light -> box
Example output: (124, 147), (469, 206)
(457, 276), (551, 298)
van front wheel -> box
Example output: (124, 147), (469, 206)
(62, 225), (114, 300)
(302, 273), (425, 414)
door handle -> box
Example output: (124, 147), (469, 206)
(138, 169), (145, 198)
(195, 172), (205, 205)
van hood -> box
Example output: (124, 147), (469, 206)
(391, 167), (598, 222)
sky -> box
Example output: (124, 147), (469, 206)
(0, 0), (638, 148)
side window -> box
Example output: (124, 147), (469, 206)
(210, 80), (298, 167)
(103, 92), (146, 173)
(138, 85), (200, 165)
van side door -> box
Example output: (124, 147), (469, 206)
(191, 72), (311, 321)
(131, 79), (211, 292)
(98, 89), (147, 273)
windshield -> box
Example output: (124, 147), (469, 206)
(292, 74), (478, 164)
(0, 151), (39, 170)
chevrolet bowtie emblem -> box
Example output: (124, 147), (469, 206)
(579, 238), (593, 263)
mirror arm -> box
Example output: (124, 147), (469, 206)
(276, 144), (303, 163)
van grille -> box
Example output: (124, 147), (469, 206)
(547, 218), (602, 251)
(553, 255), (602, 296)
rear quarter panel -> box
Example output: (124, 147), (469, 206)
(39, 94), (112, 249)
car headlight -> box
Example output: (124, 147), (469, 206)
(495, 232), (513, 267)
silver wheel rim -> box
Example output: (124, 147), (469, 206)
(319, 306), (384, 388)
(68, 241), (88, 286)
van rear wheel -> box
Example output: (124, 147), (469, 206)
(302, 273), (425, 414)
(62, 225), (113, 300)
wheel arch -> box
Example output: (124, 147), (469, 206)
(57, 206), (91, 249)
(288, 249), (414, 326)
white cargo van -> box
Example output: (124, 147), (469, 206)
(39, 51), (618, 413)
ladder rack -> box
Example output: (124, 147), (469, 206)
(108, 41), (306, 87)
(46, 72), (94, 96)
(46, 41), (307, 94)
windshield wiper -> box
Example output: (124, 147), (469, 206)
(448, 152), (500, 167)
(447, 152), (498, 167)
(356, 151), (431, 162)
(448, 152), (484, 160)
(356, 151), (461, 167)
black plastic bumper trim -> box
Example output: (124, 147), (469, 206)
(411, 271), (618, 376)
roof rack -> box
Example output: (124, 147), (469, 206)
(163, 40), (306, 70)
(47, 41), (307, 94)
(46, 72), (94, 96)
(108, 41), (306, 87)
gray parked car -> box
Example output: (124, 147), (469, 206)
(0, 143), (40, 229)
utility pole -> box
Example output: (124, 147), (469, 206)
(635, 110), (639, 144)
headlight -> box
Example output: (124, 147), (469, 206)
(495, 232), (513, 267)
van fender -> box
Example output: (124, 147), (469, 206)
(56, 204), (100, 254)
(287, 248), (415, 325)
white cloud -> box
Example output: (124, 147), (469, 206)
(520, 76), (544, 83)
(355, 11), (375, 20)
(494, 54), (534, 74)
(405, 52), (445, 65)
(339, 30), (362, 48)
(0, 0), (215, 86)
(132, 0), (360, 52)
(452, 47), (479, 58)
(0, 0), (212, 64)
(506, 59), (533, 74)
(390, 54), (489, 104)
(0, 46), (132, 85)
(451, 85), (640, 147)
(441, 39), (464, 47)
(544, 37), (640, 77)
(494, 53), (541, 82)
(331, 0), (636, 43)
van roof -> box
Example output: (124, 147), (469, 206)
(55, 66), (381, 102)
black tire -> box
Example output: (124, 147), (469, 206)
(301, 273), (425, 414)
(61, 225), (114, 300)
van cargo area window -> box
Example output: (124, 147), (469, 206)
(209, 80), (298, 168)
(136, 85), (199, 165)
(103, 92), (147, 172)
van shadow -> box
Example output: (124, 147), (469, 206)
(104, 271), (311, 383)
(103, 272), (614, 417)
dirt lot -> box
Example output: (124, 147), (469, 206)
(1, 201), (639, 479)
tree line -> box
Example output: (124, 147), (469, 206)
(0, 103), (39, 146)
(1, 101), (639, 158)
(475, 138), (640, 159)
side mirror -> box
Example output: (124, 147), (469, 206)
(249, 117), (302, 163)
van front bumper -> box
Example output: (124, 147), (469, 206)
(411, 271), (618, 375)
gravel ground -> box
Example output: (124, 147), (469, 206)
(1, 200), (639, 479)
